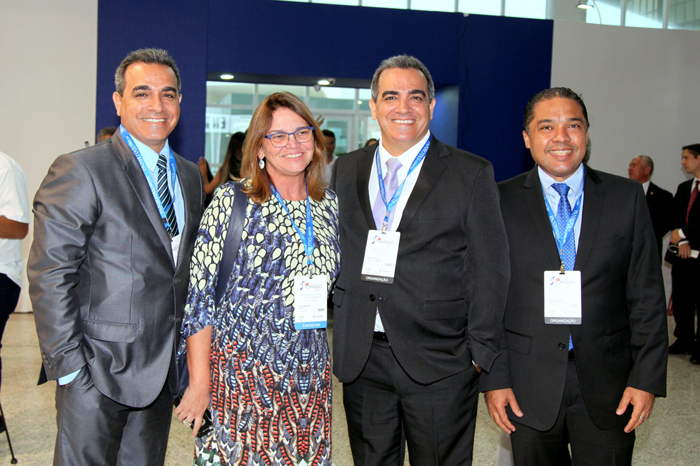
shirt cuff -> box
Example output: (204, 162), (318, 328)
(58, 367), (83, 385)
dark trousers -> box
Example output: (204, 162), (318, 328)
(0, 273), (21, 389)
(54, 366), (173, 466)
(510, 360), (635, 466)
(343, 338), (480, 466)
(672, 259), (700, 352)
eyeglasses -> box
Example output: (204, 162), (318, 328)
(264, 127), (314, 148)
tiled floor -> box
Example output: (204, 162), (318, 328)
(0, 313), (697, 465)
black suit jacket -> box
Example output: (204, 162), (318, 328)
(479, 166), (667, 431)
(673, 178), (700, 248)
(29, 132), (204, 407)
(330, 137), (510, 385)
(645, 181), (674, 256)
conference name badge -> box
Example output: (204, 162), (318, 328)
(293, 275), (327, 330)
(361, 230), (400, 284)
(543, 270), (582, 324)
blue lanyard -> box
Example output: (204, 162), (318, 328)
(542, 175), (585, 270)
(119, 125), (178, 236)
(375, 136), (431, 232)
(271, 182), (315, 275)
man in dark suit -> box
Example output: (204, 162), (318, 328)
(481, 88), (667, 466)
(331, 55), (509, 465)
(628, 155), (674, 257)
(28, 48), (204, 466)
(668, 144), (700, 360)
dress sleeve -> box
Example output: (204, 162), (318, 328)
(180, 184), (237, 349)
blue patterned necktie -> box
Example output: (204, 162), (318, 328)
(157, 154), (179, 238)
(552, 182), (576, 351)
(372, 157), (402, 230)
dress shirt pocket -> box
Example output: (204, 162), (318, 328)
(605, 328), (631, 354)
(505, 330), (532, 355)
(82, 319), (138, 343)
(423, 298), (468, 320)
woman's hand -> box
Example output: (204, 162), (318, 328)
(175, 381), (211, 437)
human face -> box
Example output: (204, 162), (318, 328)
(324, 135), (336, 157)
(259, 107), (315, 185)
(681, 149), (700, 178)
(628, 157), (650, 183)
(369, 67), (435, 157)
(112, 62), (181, 153)
(523, 97), (589, 182)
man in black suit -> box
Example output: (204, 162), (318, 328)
(628, 155), (674, 257)
(330, 55), (509, 465)
(481, 88), (667, 466)
(668, 144), (700, 360)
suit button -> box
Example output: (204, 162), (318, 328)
(369, 294), (376, 301)
(558, 342), (566, 350)
(173, 278), (181, 285)
(168, 315), (176, 322)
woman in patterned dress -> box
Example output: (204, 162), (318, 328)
(175, 92), (340, 466)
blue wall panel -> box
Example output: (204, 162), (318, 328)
(96, 0), (209, 161)
(206, 1), (463, 89)
(96, 0), (553, 178)
(459, 15), (553, 181)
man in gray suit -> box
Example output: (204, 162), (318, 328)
(28, 48), (204, 466)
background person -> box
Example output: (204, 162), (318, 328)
(668, 144), (700, 360)
(0, 150), (29, 391)
(175, 92), (339, 466)
(96, 126), (117, 142)
(628, 155), (674, 257)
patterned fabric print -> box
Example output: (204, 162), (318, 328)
(181, 184), (340, 466)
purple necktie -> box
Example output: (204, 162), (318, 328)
(686, 180), (699, 225)
(372, 157), (402, 230)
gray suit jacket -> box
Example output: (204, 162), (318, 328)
(330, 137), (510, 385)
(28, 132), (204, 407)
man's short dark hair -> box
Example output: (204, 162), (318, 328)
(114, 48), (181, 96)
(523, 87), (589, 134)
(636, 155), (655, 176)
(322, 129), (335, 139)
(371, 55), (435, 103)
(96, 126), (116, 142)
(682, 144), (700, 158)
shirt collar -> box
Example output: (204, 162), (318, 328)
(127, 130), (171, 172)
(642, 180), (651, 195)
(377, 131), (431, 172)
(538, 163), (585, 199)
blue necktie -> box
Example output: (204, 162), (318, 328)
(157, 154), (179, 238)
(552, 183), (576, 351)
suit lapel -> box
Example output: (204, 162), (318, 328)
(573, 166), (604, 271)
(356, 147), (376, 229)
(173, 153), (199, 269)
(522, 167), (562, 268)
(395, 137), (447, 232)
(112, 132), (174, 266)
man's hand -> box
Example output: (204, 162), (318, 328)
(670, 228), (683, 245)
(616, 387), (655, 433)
(679, 243), (692, 259)
(484, 388), (523, 434)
